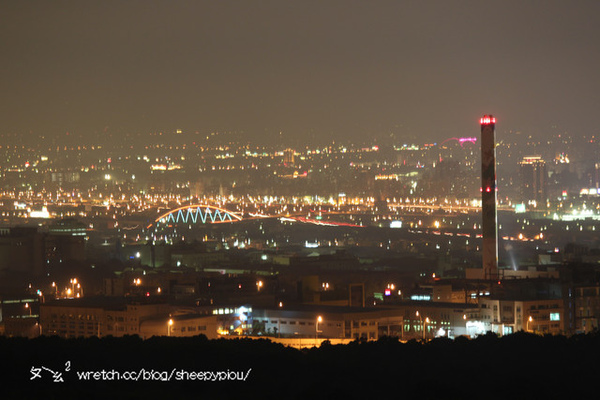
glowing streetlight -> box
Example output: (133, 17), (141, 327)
(527, 316), (533, 332)
(416, 311), (429, 340)
(168, 318), (174, 337)
(316, 315), (323, 342)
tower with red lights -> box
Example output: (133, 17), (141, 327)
(480, 115), (498, 279)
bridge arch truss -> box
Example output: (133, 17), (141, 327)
(154, 205), (242, 226)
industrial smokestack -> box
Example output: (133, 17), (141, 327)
(480, 115), (498, 279)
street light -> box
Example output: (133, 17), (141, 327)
(416, 311), (422, 339)
(527, 316), (533, 333)
(316, 315), (323, 343)
(416, 311), (429, 340)
(168, 318), (174, 337)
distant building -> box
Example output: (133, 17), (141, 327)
(40, 297), (165, 338)
(520, 156), (547, 206)
(46, 218), (87, 263)
(385, 301), (476, 340)
(283, 148), (295, 165)
(475, 297), (564, 336)
(572, 285), (600, 333)
(252, 305), (404, 340)
(0, 227), (44, 277)
(39, 296), (221, 339)
(0, 294), (41, 338)
(140, 314), (218, 339)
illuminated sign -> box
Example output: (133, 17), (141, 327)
(410, 295), (431, 301)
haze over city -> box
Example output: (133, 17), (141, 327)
(2, 0), (600, 142)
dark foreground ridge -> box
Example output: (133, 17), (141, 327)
(1, 332), (597, 399)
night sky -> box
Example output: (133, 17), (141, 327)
(2, 0), (599, 143)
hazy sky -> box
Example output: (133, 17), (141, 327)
(2, 0), (599, 143)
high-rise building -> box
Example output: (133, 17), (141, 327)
(519, 156), (547, 206)
(480, 115), (498, 280)
(594, 162), (600, 190)
(283, 148), (295, 165)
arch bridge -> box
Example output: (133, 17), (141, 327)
(153, 205), (242, 227)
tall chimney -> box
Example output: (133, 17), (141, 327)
(480, 115), (498, 279)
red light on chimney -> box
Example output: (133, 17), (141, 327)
(480, 115), (496, 125)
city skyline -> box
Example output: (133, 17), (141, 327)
(3, 4), (600, 396)
(2, 1), (600, 143)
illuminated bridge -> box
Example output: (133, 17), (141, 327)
(153, 205), (242, 227)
